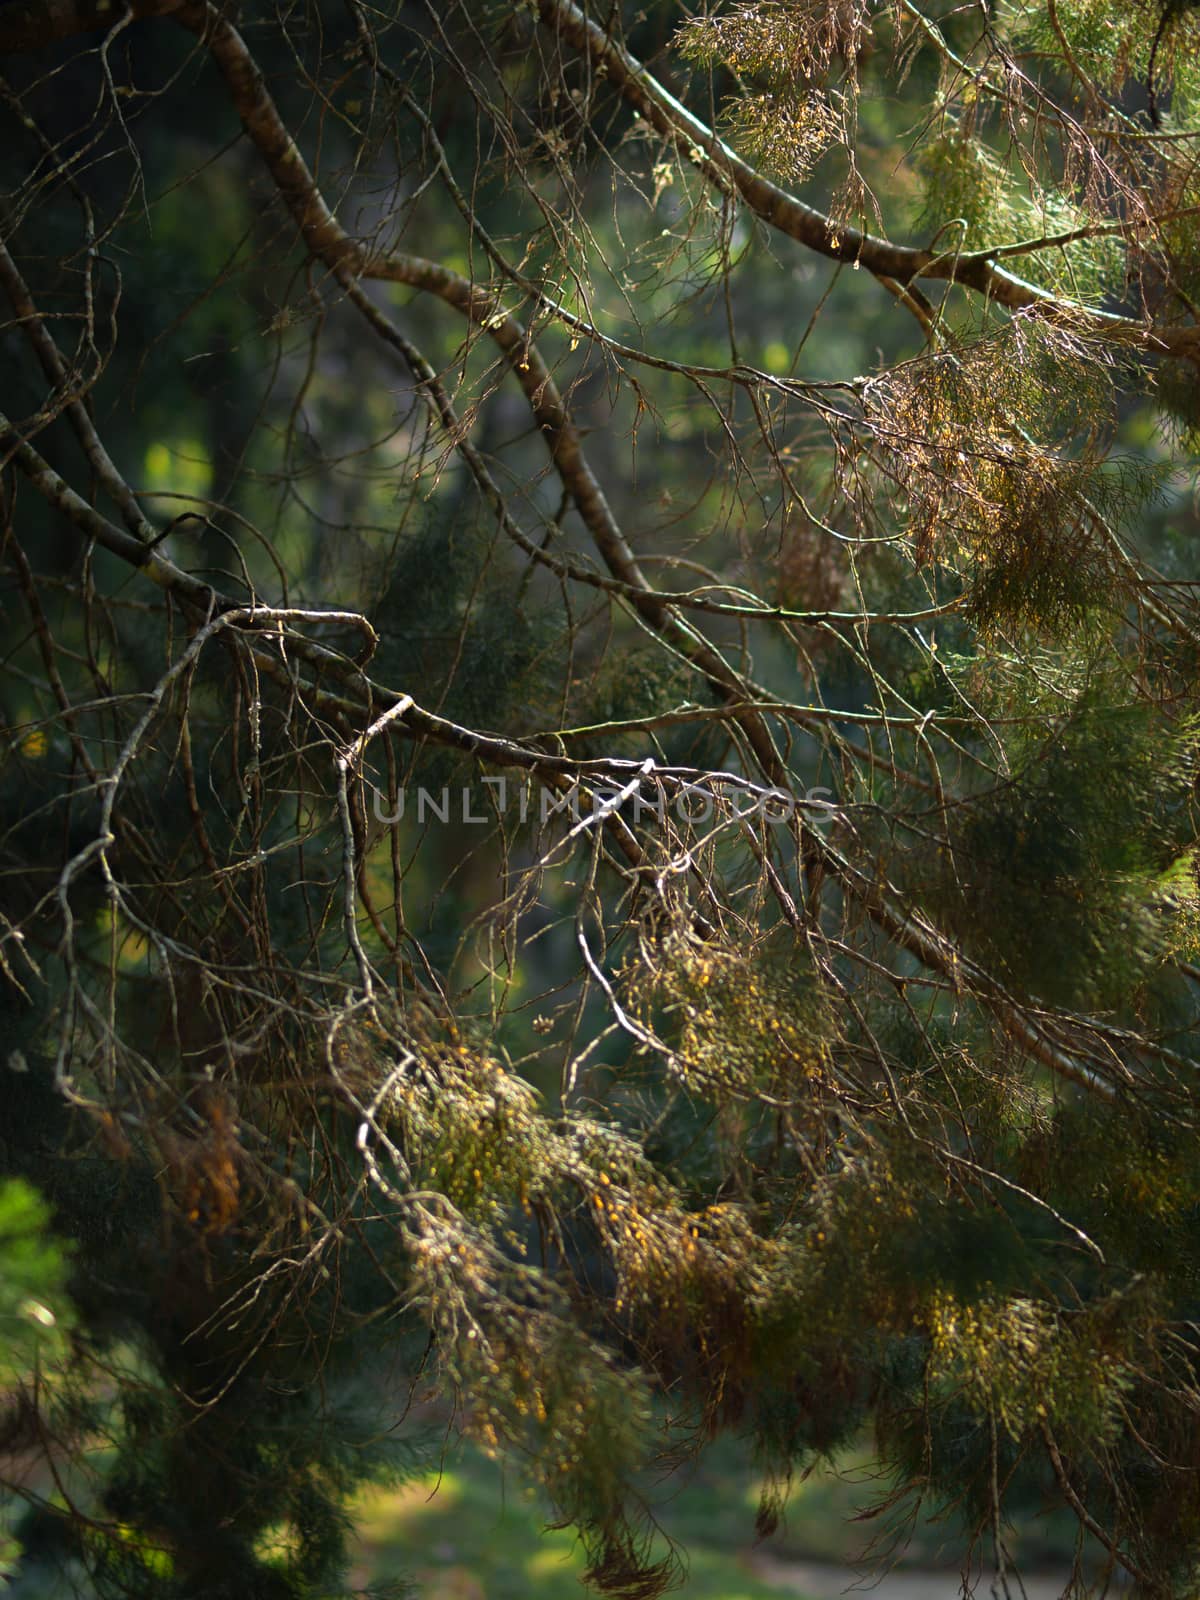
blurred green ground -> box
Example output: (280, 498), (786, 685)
(349, 1433), (1087, 1599)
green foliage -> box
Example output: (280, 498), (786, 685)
(914, 127), (1122, 299)
(674, 0), (859, 181)
(1008, 0), (1200, 120)
(913, 126), (1011, 249)
(633, 932), (832, 1080)
(906, 694), (1197, 1006)
(372, 514), (562, 739)
(86, 1370), (427, 1600)
(1157, 357), (1200, 449)
(0, 1176), (71, 1387)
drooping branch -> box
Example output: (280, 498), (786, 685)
(533, 0), (1200, 359)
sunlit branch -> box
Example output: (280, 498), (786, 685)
(535, 0), (1200, 358)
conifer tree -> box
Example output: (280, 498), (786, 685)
(2, 0), (1200, 1594)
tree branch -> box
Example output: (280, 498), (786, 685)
(534, 0), (1200, 359)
